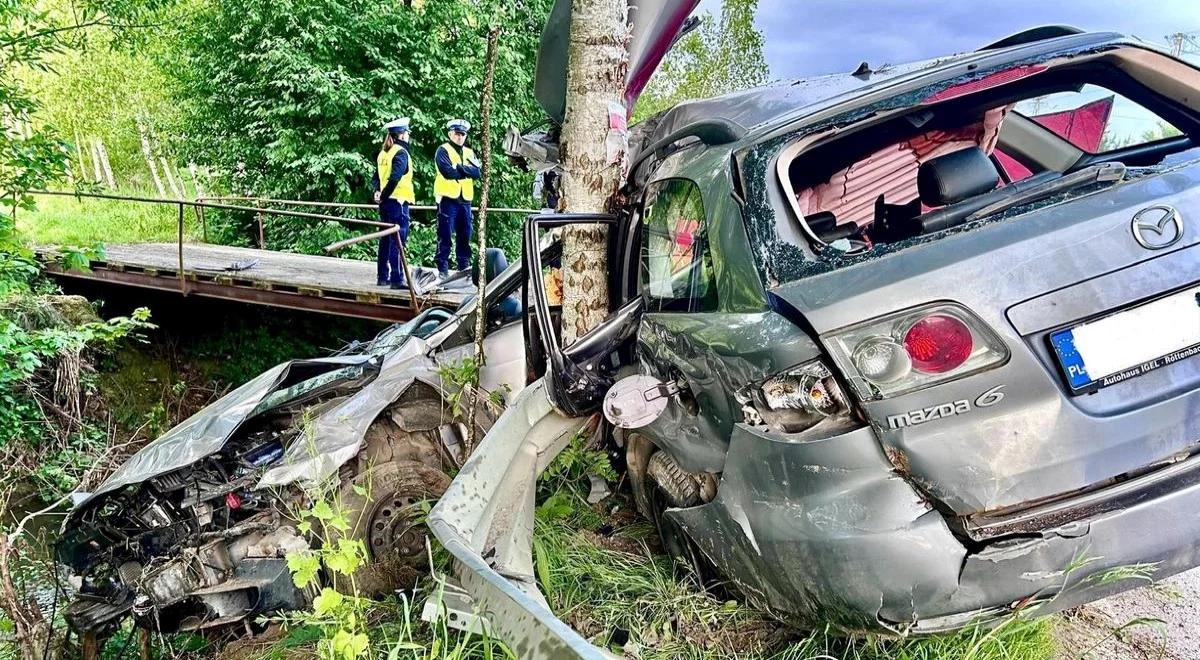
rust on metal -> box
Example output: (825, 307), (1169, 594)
(34, 242), (469, 323)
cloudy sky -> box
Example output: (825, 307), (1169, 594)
(694, 0), (1200, 80)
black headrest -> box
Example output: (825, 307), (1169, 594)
(917, 147), (999, 207)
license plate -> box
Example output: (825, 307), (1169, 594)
(1050, 285), (1200, 394)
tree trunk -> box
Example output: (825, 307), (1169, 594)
(160, 157), (183, 199)
(558, 0), (629, 344)
(137, 121), (166, 196)
(88, 139), (104, 186)
(188, 162), (205, 199)
(466, 25), (501, 456)
(96, 140), (116, 188)
(73, 131), (88, 182)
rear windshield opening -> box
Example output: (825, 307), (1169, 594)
(780, 57), (1200, 256)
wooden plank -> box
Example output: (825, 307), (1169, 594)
(41, 266), (420, 323)
(33, 242), (470, 317)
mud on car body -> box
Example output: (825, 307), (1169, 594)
(56, 249), (535, 636)
(432, 14), (1200, 658)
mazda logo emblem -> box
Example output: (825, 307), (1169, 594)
(1131, 205), (1184, 250)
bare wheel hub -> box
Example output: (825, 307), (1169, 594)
(367, 493), (423, 559)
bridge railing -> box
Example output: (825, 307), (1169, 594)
(29, 190), (538, 311)
(194, 195), (540, 253)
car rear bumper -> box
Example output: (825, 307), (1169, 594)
(670, 422), (1200, 632)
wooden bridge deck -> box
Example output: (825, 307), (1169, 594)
(36, 242), (468, 322)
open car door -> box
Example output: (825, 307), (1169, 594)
(427, 214), (643, 658)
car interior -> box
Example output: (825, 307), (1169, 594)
(778, 54), (1200, 255)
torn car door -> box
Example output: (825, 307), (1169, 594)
(534, 0), (700, 125)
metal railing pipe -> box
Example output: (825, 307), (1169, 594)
(197, 194), (540, 215)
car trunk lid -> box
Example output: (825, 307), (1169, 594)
(771, 160), (1200, 517)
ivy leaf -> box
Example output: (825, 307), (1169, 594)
(312, 587), (345, 617)
(310, 500), (335, 520)
(331, 629), (369, 660)
(286, 550), (321, 588)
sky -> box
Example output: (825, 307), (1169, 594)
(694, 0), (1200, 80)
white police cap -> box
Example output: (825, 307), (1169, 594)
(383, 117), (410, 132)
(446, 119), (471, 133)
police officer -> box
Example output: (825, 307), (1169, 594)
(372, 117), (416, 289)
(433, 119), (482, 278)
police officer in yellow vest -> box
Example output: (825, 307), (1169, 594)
(433, 119), (482, 278)
(371, 117), (416, 289)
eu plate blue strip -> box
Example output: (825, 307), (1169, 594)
(1050, 328), (1092, 391)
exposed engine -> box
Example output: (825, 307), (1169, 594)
(57, 362), (379, 634)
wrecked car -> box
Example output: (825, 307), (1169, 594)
(431, 11), (1200, 658)
(56, 249), (537, 636)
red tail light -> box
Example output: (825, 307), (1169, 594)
(904, 314), (973, 373)
(827, 303), (1009, 400)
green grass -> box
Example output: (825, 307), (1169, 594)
(16, 192), (203, 246)
(531, 513), (1056, 660)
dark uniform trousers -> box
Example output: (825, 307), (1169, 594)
(436, 197), (472, 273)
(377, 198), (411, 284)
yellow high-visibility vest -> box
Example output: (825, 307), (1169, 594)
(433, 143), (475, 202)
(376, 145), (415, 204)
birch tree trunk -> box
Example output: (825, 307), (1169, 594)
(88, 140), (103, 185)
(558, 0), (629, 344)
(96, 140), (116, 188)
(160, 157), (183, 199)
(73, 131), (89, 182)
(137, 121), (166, 196)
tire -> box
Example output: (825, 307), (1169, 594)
(327, 459), (451, 598)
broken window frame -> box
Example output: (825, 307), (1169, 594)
(772, 50), (1200, 263)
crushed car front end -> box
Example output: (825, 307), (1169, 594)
(57, 270), (526, 635)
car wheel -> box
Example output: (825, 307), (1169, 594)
(328, 459), (451, 597)
(645, 452), (721, 589)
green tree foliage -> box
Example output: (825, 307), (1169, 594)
(2, 0), (163, 497)
(3, 0), (171, 219)
(166, 0), (551, 259)
(635, 0), (769, 121)
(24, 34), (187, 191)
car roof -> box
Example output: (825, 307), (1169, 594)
(633, 30), (1136, 153)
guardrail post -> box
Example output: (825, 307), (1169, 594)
(177, 202), (187, 296)
(396, 239), (421, 313)
(254, 198), (265, 249)
(196, 201), (208, 243)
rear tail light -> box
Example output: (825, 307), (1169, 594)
(904, 314), (973, 373)
(829, 303), (1008, 400)
(738, 361), (849, 433)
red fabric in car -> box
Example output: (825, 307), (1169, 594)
(796, 107), (1009, 227)
(994, 96), (1115, 181)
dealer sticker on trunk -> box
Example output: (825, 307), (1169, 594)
(1050, 286), (1200, 394)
